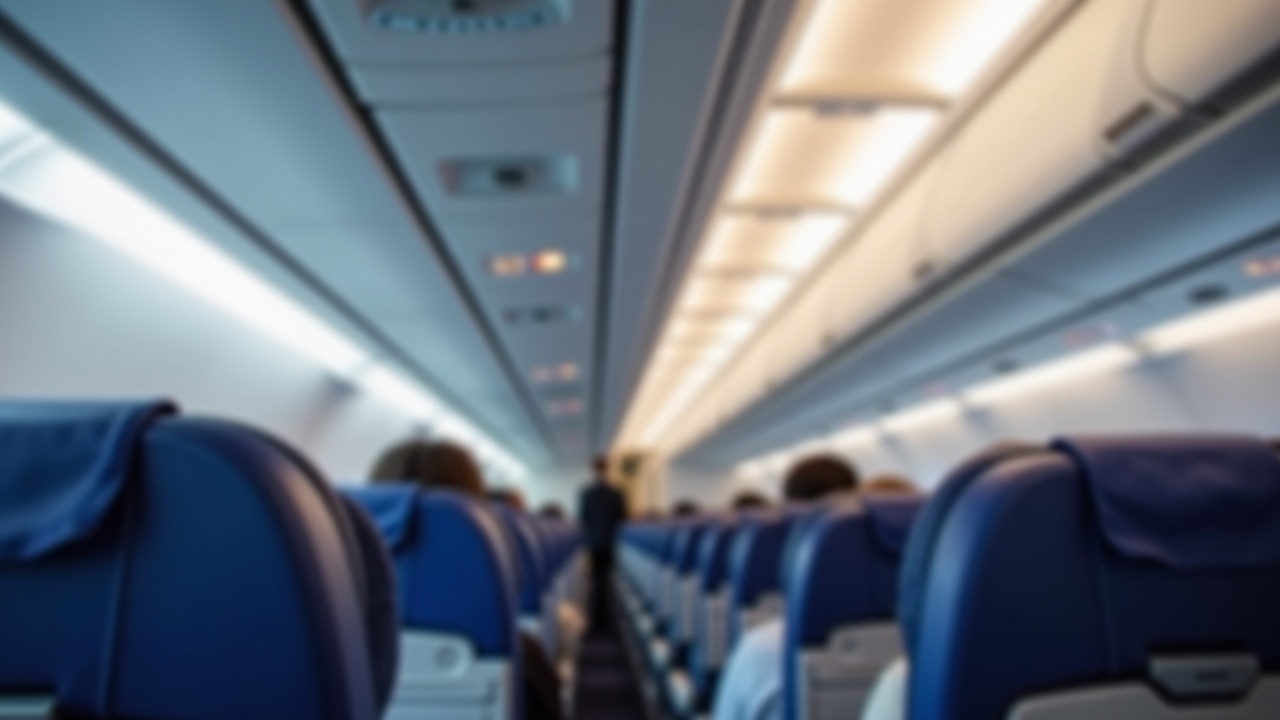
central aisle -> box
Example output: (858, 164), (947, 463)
(572, 613), (646, 720)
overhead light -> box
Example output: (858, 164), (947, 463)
(1139, 284), (1280, 356)
(531, 248), (570, 275)
(701, 212), (848, 274)
(836, 107), (940, 206)
(963, 343), (1136, 407)
(880, 396), (963, 434)
(487, 253), (527, 278)
(0, 99), (528, 480)
(922, 0), (1054, 96)
(681, 273), (796, 315)
(831, 424), (879, 450)
(667, 315), (760, 346)
(358, 365), (441, 421)
(532, 362), (580, 384)
(0, 119), (369, 377)
(1243, 255), (1280, 279)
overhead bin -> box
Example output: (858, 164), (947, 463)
(1140, 0), (1280, 106)
(922, 0), (1130, 274)
(1097, 0), (1280, 155)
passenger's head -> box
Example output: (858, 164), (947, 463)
(370, 439), (485, 496)
(538, 502), (566, 520)
(861, 473), (919, 497)
(782, 455), (859, 502)
(593, 455), (610, 478)
(489, 487), (526, 511)
(672, 499), (701, 517)
(731, 490), (769, 511)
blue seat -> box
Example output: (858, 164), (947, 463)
(661, 518), (714, 713)
(0, 400), (384, 720)
(344, 485), (520, 720)
(783, 496), (923, 720)
(492, 505), (556, 654)
(902, 435), (1280, 719)
(686, 516), (739, 712)
(727, 511), (799, 647)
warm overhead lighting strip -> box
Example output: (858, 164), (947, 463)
(0, 99), (526, 481)
(622, 0), (1056, 453)
(736, 283), (1280, 481)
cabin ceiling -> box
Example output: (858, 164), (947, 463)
(0, 0), (771, 473)
(2, 1), (1277, 480)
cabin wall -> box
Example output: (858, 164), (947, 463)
(665, 309), (1280, 502)
(0, 200), (555, 496)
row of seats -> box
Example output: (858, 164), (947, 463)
(617, 435), (1280, 720)
(0, 401), (583, 720)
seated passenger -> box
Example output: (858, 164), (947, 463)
(731, 490), (770, 511)
(712, 455), (862, 720)
(538, 502), (567, 520)
(490, 484), (586, 664)
(673, 498), (702, 517)
(371, 439), (565, 720)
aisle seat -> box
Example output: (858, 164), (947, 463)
(0, 400), (386, 720)
(346, 485), (520, 720)
(783, 496), (922, 720)
(903, 435), (1280, 719)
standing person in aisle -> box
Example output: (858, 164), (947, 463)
(578, 455), (627, 634)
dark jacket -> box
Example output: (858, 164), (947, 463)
(578, 480), (626, 552)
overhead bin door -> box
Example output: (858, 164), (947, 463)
(922, 0), (1132, 274)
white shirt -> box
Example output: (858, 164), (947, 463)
(862, 657), (908, 720)
(712, 619), (784, 720)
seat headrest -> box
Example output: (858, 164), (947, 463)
(0, 400), (175, 562)
(864, 496), (923, 559)
(1053, 435), (1280, 569)
(343, 484), (419, 552)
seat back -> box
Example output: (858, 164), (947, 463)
(689, 516), (740, 711)
(345, 485), (520, 720)
(0, 401), (380, 720)
(783, 496), (922, 720)
(727, 512), (797, 646)
(668, 519), (712, 664)
(903, 435), (1280, 720)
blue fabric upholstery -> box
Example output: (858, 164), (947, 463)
(727, 512), (797, 644)
(0, 400), (175, 561)
(896, 442), (1038, 656)
(783, 497), (923, 720)
(1053, 435), (1280, 568)
(336, 494), (400, 716)
(343, 487), (519, 658)
(345, 483), (418, 552)
(495, 504), (550, 616)
(0, 403), (379, 720)
(904, 435), (1280, 720)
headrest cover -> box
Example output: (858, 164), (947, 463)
(864, 496), (923, 558)
(0, 400), (175, 562)
(1053, 435), (1280, 569)
(343, 485), (419, 552)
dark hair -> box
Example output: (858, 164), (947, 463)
(731, 490), (769, 511)
(538, 503), (566, 520)
(672, 499), (701, 517)
(370, 440), (485, 496)
(782, 455), (859, 501)
(593, 455), (609, 475)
